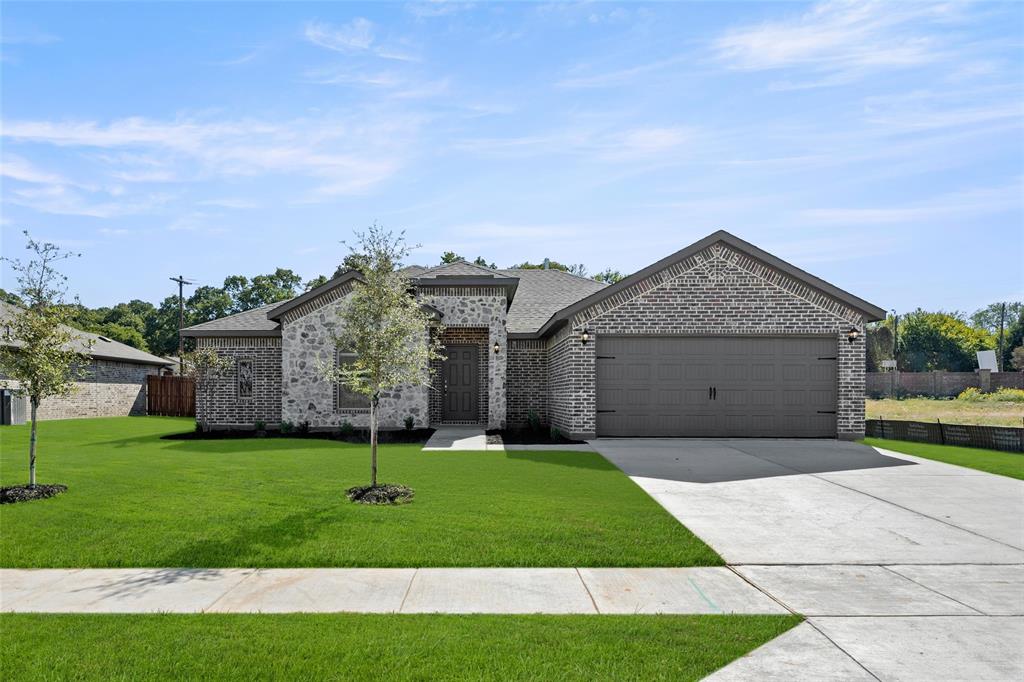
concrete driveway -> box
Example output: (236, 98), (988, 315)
(589, 438), (1024, 681)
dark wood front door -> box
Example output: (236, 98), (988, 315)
(443, 345), (479, 422)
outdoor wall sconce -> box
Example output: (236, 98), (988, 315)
(847, 327), (860, 344)
(493, 341), (501, 354)
(580, 328), (591, 345)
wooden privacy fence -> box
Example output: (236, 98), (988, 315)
(147, 375), (195, 417)
(866, 419), (1024, 453)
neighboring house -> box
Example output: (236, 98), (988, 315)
(182, 231), (884, 439)
(0, 301), (174, 420)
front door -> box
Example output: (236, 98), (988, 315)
(443, 345), (479, 422)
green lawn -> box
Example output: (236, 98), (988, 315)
(0, 613), (799, 681)
(0, 417), (721, 567)
(862, 438), (1024, 480)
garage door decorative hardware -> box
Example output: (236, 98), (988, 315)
(817, 356), (837, 360)
(596, 355), (616, 359)
(817, 410), (837, 414)
(708, 386), (717, 400)
(596, 409), (617, 413)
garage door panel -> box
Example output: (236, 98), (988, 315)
(596, 335), (836, 437)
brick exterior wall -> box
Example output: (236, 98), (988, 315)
(196, 337), (282, 427)
(430, 328), (490, 425)
(547, 242), (867, 439)
(2, 359), (159, 420)
(507, 339), (547, 427)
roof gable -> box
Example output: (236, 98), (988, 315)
(532, 230), (885, 337)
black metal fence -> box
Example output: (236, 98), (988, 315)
(866, 419), (1024, 453)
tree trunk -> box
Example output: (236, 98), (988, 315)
(29, 398), (38, 488)
(370, 393), (379, 488)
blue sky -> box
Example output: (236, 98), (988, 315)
(2, 1), (1022, 314)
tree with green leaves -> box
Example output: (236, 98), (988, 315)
(224, 268), (303, 312)
(0, 232), (92, 488)
(320, 225), (443, 499)
(181, 347), (232, 432)
(896, 310), (995, 372)
(510, 259), (589, 277)
(593, 268), (624, 284)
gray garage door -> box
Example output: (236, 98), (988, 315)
(596, 336), (837, 438)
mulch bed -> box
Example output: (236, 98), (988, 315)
(346, 483), (415, 505)
(486, 429), (587, 445)
(1, 484), (68, 505)
(163, 428), (435, 444)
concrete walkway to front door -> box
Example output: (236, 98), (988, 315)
(589, 438), (1024, 681)
(422, 426), (488, 450)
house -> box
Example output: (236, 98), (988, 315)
(182, 230), (885, 439)
(0, 301), (174, 420)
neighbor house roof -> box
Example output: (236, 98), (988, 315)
(181, 301), (286, 336)
(0, 301), (174, 367)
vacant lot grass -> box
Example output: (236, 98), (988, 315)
(0, 417), (720, 567)
(0, 613), (800, 681)
(866, 398), (1024, 427)
(862, 438), (1024, 480)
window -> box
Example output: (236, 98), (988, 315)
(237, 359), (254, 399)
(334, 352), (365, 410)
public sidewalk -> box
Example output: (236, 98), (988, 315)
(0, 567), (782, 614)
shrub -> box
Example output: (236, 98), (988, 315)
(527, 409), (542, 432)
(549, 426), (563, 442)
(957, 387), (984, 402)
(991, 388), (1024, 403)
(297, 421), (311, 435)
(338, 421), (355, 438)
(404, 415), (415, 431)
(254, 420), (266, 431)
(280, 420), (294, 434)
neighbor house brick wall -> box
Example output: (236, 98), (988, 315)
(1, 359), (159, 421)
(195, 336), (282, 427)
(506, 339), (547, 427)
(548, 242), (867, 439)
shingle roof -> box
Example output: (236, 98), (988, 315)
(180, 265), (606, 337)
(0, 301), (173, 367)
(497, 269), (606, 334)
(416, 261), (507, 278)
(181, 301), (284, 335)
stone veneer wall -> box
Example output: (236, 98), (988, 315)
(195, 336), (282, 427)
(419, 287), (508, 429)
(429, 328), (489, 425)
(507, 339), (548, 427)
(2, 359), (160, 420)
(546, 242), (867, 440)
(280, 294), (429, 429)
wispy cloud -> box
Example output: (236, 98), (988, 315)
(455, 124), (694, 161)
(713, 0), (965, 87)
(1, 154), (69, 184)
(405, 2), (476, 19)
(197, 198), (259, 209)
(1, 27), (60, 46)
(7, 184), (173, 218)
(2, 113), (420, 200)
(304, 19), (419, 62)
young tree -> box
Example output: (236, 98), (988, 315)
(0, 232), (92, 488)
(181, 347), (232, 432)
(593, 268), (624, 284)
(321, 225), (443, 495)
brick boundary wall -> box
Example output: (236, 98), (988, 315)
(867, 370), (1024, 398)
(547, 242), (867, 440)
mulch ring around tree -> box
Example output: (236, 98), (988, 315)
(346, 484), (415, 505)
(0, 484), (68, 505)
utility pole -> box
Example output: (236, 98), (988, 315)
(997, 302), (1007, 372)
(169, 275), (194, 360)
